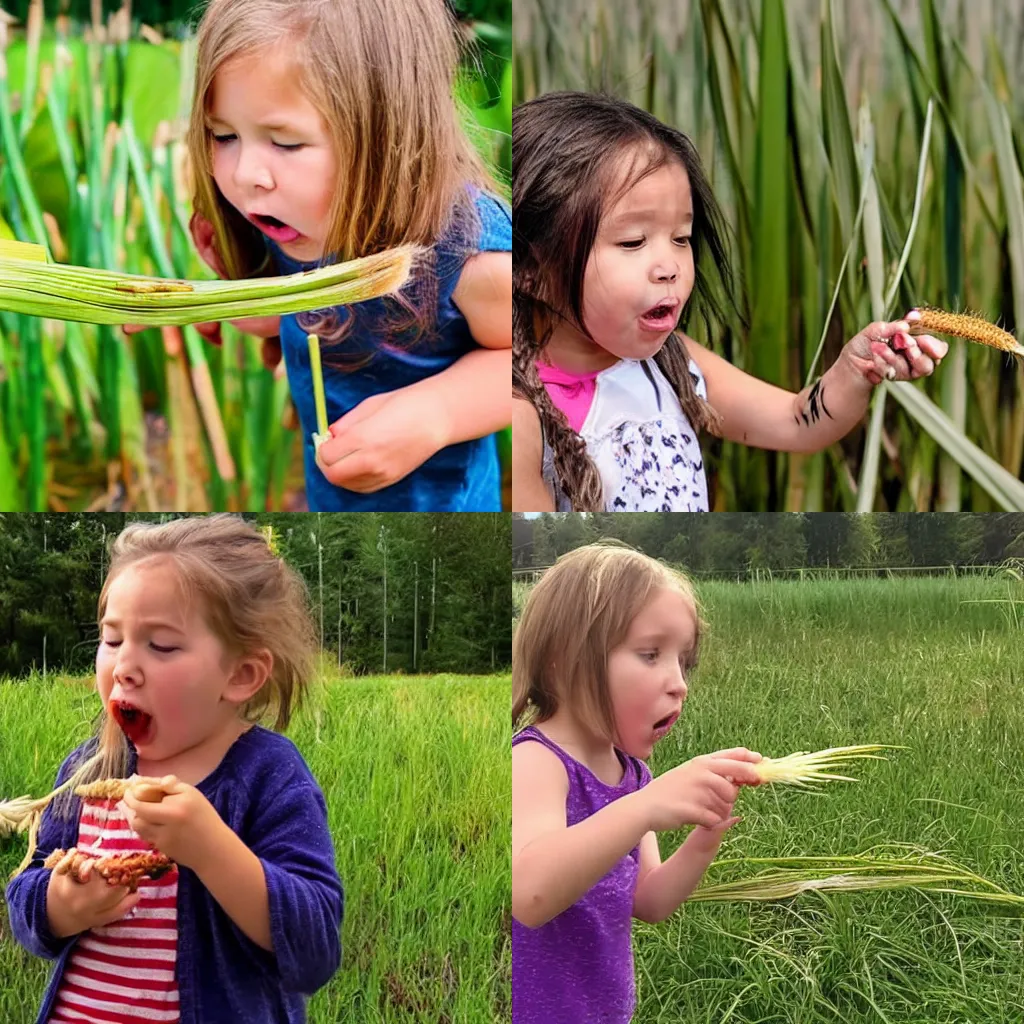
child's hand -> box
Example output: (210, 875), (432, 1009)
(641, 748), (762, 832)
(314, 387), (449, 493)
(45, 854), (141, 938)
(122, 775), (227, 871)
(842, 313), (948, 386)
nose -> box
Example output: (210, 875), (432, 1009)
(232, 141), (274, 193)
(111, 645), (143, 690)
(668, 663), (687, 700)
(650, 261), (678, 284)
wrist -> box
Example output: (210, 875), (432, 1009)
(834, 345), (876, 397)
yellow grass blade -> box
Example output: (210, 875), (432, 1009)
(0, 238), (50, 264)
(754, 744), (903, 788)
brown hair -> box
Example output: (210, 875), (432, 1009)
(513, 91), (740, 510)
(53, 514), (317, 817)
(185, 0), (503, 364)
(512, 542), (704, 743)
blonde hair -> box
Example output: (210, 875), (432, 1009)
(52, 514), (317, 818)
(512, 542), (704, 743)
(185, 0), (503, 356)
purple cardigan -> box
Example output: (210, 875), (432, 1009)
(5, 726), (343, 1024)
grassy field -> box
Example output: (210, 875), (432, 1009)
(0, 672), (511, 1024)
(515, 572), (1024, 1023)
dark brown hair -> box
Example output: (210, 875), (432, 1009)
(513, 91), (740, 510)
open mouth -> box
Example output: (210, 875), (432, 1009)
(249, 213), (301, 244)
(110, 700), (153, 746)
(652, 710), (680, 739)
(638, 300), (680, 332)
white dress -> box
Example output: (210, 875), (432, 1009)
(541, 357), (709, 512)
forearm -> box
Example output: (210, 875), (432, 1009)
(413, 347), (512, 445)
(787, 352), (874, 452)
(194, 823), (273, 951)
(632, 829), (721, 923)
(513, 790), (649, 928)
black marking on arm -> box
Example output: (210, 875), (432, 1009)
(799, 377), (834, 427)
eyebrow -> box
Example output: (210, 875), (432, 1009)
(100, 617), (185, 633)
(206, 116), (299, 132)
(608, 210), (693, 227)
(633, 631), (694, 647)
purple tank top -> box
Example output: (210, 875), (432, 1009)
(512, 725), (652, 1023)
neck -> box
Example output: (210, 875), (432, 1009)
(535, 711), (621, 781)
(536, 312), (621, 375)
(137, 716), (251, 787)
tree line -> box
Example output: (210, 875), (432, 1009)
(513, 513), (1024, 574)
(0, 512), (511, 679)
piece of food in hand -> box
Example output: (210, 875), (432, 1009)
(73, 777), (167, 802)
(44, 848), (175, 892)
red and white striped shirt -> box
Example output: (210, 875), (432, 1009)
(47, 789), (180, 1024)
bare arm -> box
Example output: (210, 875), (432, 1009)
(686, 336), (873, 453)
(685, 319), (944, 454)
(512, 741), (650, 928)
(512, 399), (556, 512)
(632, 825), (729, 923)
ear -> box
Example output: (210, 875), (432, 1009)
(222, 648), (274, 706)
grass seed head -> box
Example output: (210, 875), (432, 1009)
(909, 306), (1024, 358)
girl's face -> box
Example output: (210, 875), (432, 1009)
(545, 155), (696, 373)
(96, 559), (248, 764)
(207, 48), (337, 263)
(606, 587), (695, 760)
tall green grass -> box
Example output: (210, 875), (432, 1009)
(514, 0), (1024, 511)
(0, 673), (511, 1023)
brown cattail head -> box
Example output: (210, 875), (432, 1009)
(909, 306), (1024, 358)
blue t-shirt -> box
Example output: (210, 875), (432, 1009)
(270, 188), (511, 511)
(6, 726), (344, 1024)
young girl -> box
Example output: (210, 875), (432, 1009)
(127, 0), (511, 511)
(512, 91), (948, 512)
(512, 543), (763, 1023)
(5, 515), (343, 1024)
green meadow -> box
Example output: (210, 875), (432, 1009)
(515, 572), (1024, 1023)
(0, 672), (512, 1024)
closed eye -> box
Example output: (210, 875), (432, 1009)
(103, 640), (178, 653)
(211, 132), (303, 152)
